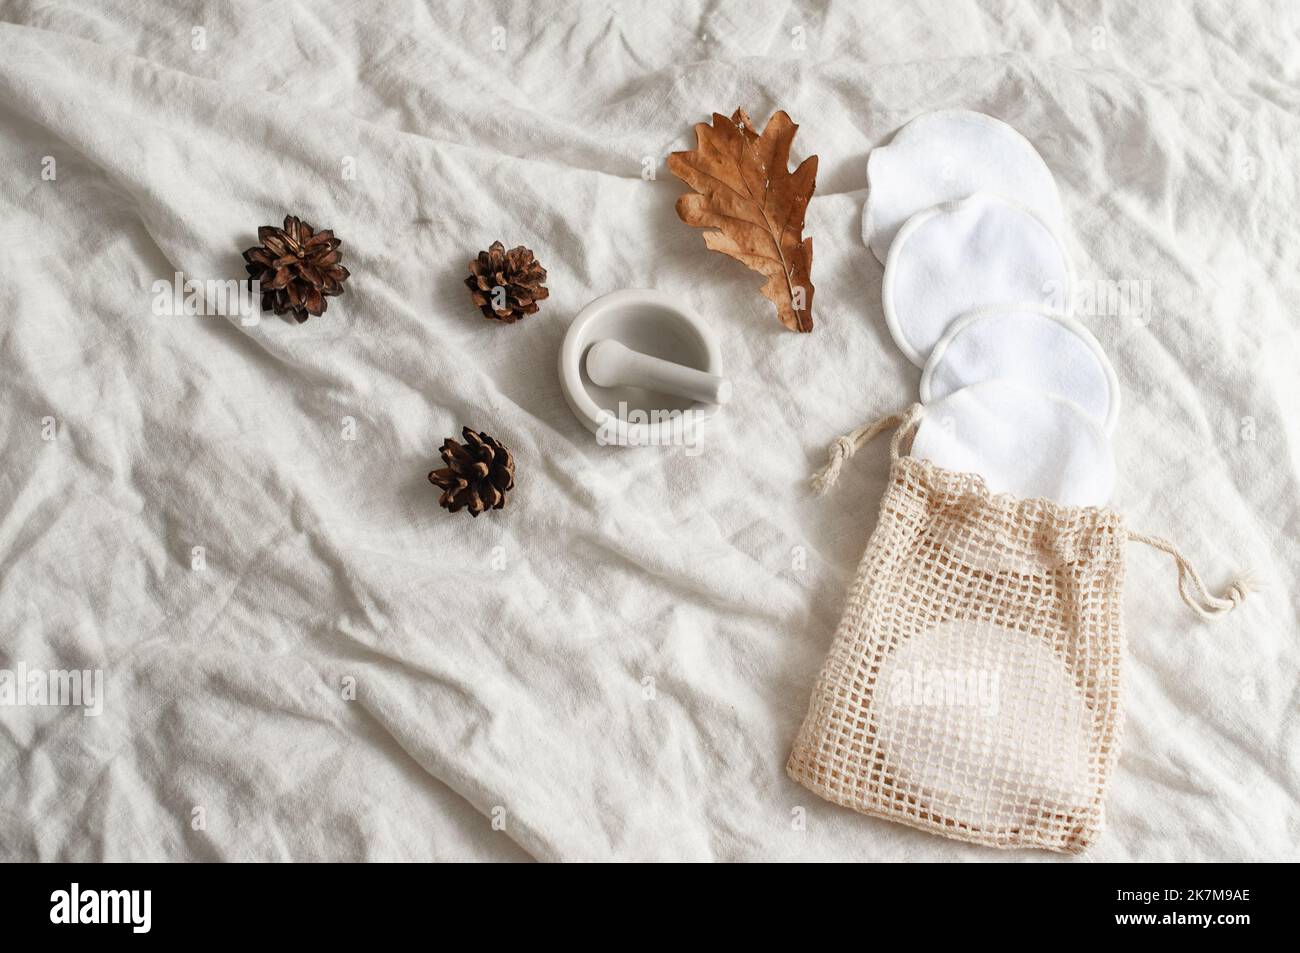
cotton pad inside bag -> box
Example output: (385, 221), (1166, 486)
(863, 109), (1064, 264)
(909, 379), (1115, 507)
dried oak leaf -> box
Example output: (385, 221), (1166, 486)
(668, 109), (817, 332)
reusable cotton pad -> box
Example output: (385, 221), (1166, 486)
(909, 380), (1114, 506)
(873, 619), (1094, 832)
(862, 109), (1064, 264)
(921, 306), (1120, 434)
(883, 193), (1073, 367)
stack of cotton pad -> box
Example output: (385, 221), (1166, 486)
(865, 110), (1120, 506)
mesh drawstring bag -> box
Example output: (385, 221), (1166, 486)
(787, 404), (1253, 853)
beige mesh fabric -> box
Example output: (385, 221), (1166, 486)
(788, 405), (1127, 853)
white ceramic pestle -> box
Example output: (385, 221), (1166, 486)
(584, 339), (732, 406)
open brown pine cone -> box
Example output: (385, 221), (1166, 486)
(242, 215), (349, 322)
(465, 241), (548, 323)
(428, 427), (515, 517)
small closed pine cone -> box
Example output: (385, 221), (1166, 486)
(428, 427), (515, 517)
(465, 241), (549, 323)
(243, 214), (350, 322)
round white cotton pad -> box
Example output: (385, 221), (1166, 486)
(921, 306), (1121, 434)
(910, 380), (1115, 506)
(883, 193), (1073, 367)
(873, 619), (1094, 832)
(862, 109), (1064, 264)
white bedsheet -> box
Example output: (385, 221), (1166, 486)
(1, 0), (1296, 862)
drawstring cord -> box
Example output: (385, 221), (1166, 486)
(810, 406), (1256, 621)
(810, 405), (919, 495)
(1128, 531), (1258, 620)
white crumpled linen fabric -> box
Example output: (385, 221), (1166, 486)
(0, 0), (1296, 862)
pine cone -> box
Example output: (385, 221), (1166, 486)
(243, 215), (350, 322)
(428, 427), (515, 517)
(465, 241), (549, 323)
